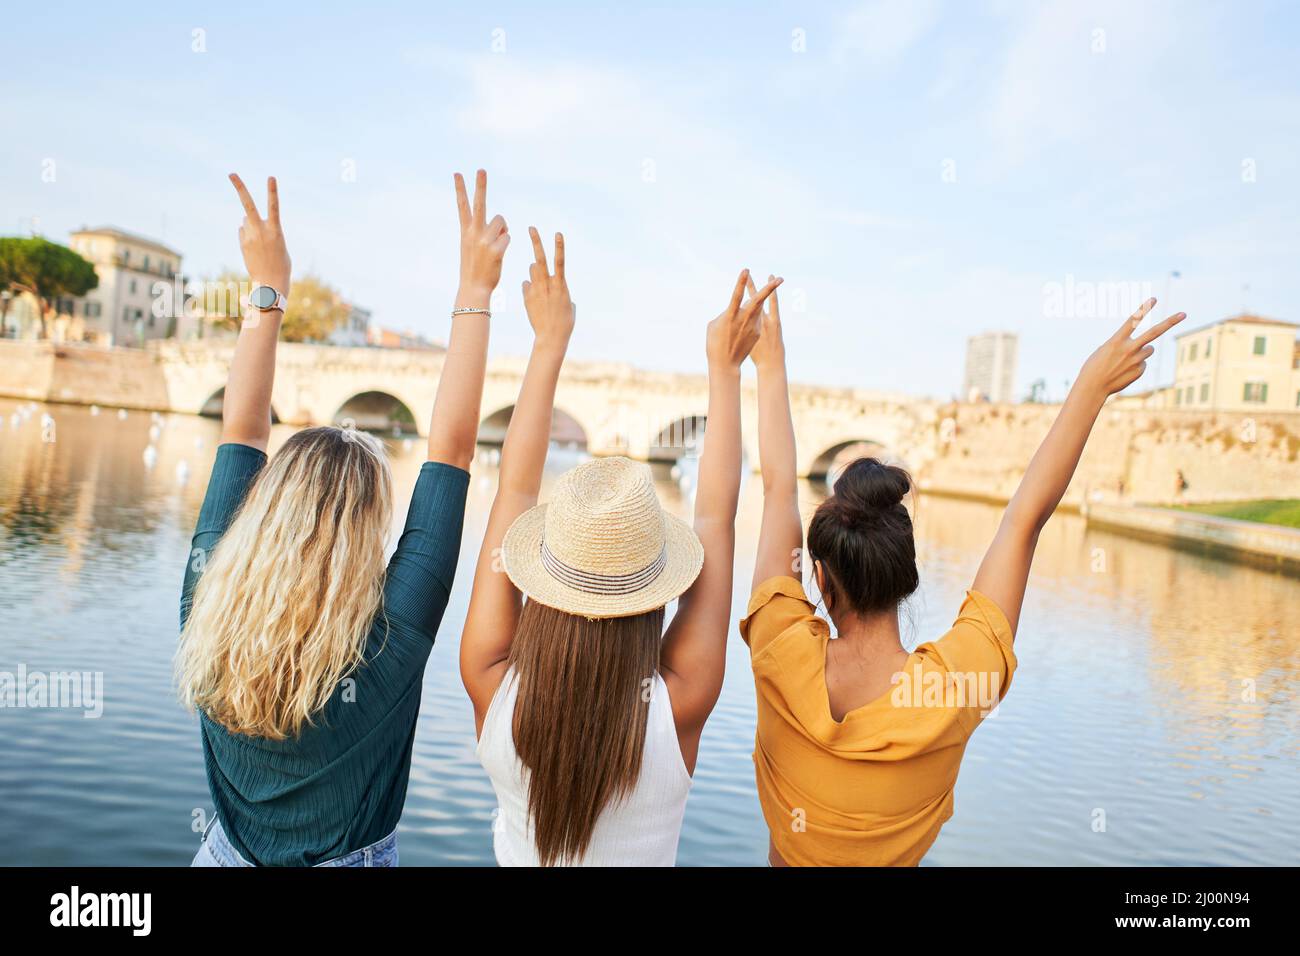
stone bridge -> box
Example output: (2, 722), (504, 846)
(155, 341), (941, 479)
(3, 340), (1295, 502)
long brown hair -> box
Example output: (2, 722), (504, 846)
(507, 599), (664, 866)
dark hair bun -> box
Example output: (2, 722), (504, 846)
(833, 458), (911, 514)
(808, 457), (918, 615)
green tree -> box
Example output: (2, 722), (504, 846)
(198, 271), (350, 343)
(281, 275), (352, 343)
(0, 237), (99, 338)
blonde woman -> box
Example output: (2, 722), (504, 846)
(742, 294), (1185, 865)
(459, 230), (781, 866)
(179, 170), (509, 866)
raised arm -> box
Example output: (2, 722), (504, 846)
(221, 174), (291, 452)
(426, 170), (510, 469)
(460, 228), (574, 729)
(661, 270), (781, 742)
(748, 275), (802, 590)
(973, 298), (1186, 632)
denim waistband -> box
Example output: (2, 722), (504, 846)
(197, 815), (399, 867)
(197, 815), (253, 867)
(313, 827), (398, 867)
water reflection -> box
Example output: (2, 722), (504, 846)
(1, 398), (1296, 865)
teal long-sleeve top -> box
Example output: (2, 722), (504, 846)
(179, 442), (469, 866)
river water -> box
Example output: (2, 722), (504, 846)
(1, 398), (1296, 866)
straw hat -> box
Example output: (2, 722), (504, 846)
(502, 457), (704, 619)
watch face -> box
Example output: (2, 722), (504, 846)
(249, 286), (278, 309)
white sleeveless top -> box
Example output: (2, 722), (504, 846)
(476, 669), (692, 867)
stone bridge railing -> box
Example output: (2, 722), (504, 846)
(3, 339), (1296, 498)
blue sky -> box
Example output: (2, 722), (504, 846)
(4, 0), (1298, 398)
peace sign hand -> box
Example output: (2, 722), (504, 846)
(707, 269), (783, 370)
(228, 173), (291, 296)
(521, 227), (574, 348)
(1078, 297), (1186, 397)
(747, 273), (786, 371)
(455, 169), (510, 299)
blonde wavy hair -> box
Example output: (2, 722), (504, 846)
(177, 426), (393, 739)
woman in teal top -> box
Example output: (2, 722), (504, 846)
(179, 170), (511, 866)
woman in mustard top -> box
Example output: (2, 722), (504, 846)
(742, 285), (1187, 866)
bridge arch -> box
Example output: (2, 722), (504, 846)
(333, 390), (419, 435)
(200, 387), (280, 424)
(477, 404), (589, 448)
(807, 438), (891, 485)
(649, 414), (708, 462)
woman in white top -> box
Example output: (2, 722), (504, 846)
(459, 225), (781, 866)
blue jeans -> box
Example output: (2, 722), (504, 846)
(191, 815), (399, 867)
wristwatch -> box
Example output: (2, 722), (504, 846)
(247, 284), (287, 312)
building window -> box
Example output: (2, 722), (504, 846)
(1185, 386), (1194, 404)
(130, 279), (138, 294)
(1295, 390), (1300, 408)
(1243, 382), (1268, 403)
(1253, 335), (1267, 355)
(143, 255), (150, 272)
(1205, 337), (1211, 358)
(1175, 389), (1182, 406)
(1189, 343), (1198, 361)
(1199, 383), (1209, 403)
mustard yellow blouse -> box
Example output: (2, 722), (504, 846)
(740, 576), (1017, 866)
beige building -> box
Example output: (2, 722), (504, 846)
(962, 331), (1018, 403)
(66, 227), (183, 346)
(1172, 314), (1300, 412)
(328, 306), (372, 348)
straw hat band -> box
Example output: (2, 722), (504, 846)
(540, 540), (668, 595)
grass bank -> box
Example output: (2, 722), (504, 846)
(1174, 499), (1300, 529)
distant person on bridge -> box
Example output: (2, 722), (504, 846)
(178, 169), (508, 866)
(742, 294), (1186, 866)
